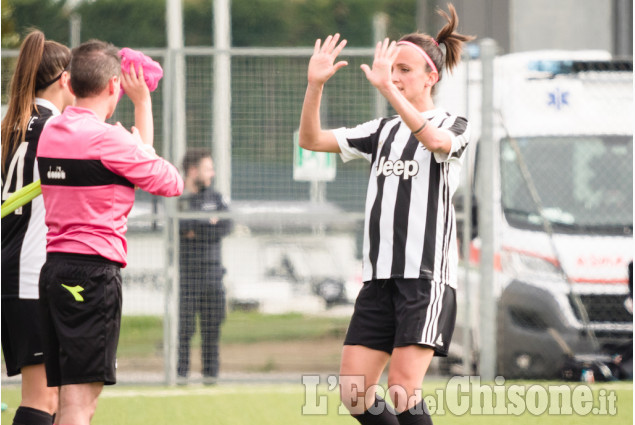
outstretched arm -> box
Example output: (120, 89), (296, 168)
(361, 39), (452, 154)
(121, 63), (153, 147)
(298, 34), (348, 153)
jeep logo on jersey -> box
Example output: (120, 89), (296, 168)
(375, 156), (419, 180)
(47, 166), (66, 180)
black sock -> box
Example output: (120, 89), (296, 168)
(12, 406), (54, 425)
(396, 399), (433, 425)
(351, 395), (399, 425)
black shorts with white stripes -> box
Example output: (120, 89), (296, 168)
(344, 278), (456, 357)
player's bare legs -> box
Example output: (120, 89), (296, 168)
(56, 383), (103, 425)
(387, 346), (434, 412)
(339, 345), (391, 414)
(20, 364), (58, 414)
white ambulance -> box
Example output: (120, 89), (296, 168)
(438, 50), (633, 378)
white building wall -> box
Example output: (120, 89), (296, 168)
(510, 0), (612, 52)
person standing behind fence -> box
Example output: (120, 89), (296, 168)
(177, 148), (233, 385)
(1, 30), (74, 425)
(36, 39), (183, 424)
(298, 4), (473, 425)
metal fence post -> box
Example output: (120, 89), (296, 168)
(162, 211), (180, 385)
(372, 13), (388, 118)
(477, 38), (497, 381)
(214, 0), (233, 201)
(460, 51), (474, 376)
(164, 0), (185, 386)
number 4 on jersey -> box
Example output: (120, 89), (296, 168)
(1, 142), (29, 216)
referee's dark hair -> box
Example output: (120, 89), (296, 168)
(1, 30), (70, 178)
(182, 148), (212, 175)
(70, 39), (120, 98)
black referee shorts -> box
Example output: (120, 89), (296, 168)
(1, 298), (47, 376)
(344, 278), (456, 357)
(39, 253), (122, 386)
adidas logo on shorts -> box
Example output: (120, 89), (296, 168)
(436, 334), (444, 346)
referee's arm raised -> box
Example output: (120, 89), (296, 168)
(121, 63), (153, 147)
(298, 34), (347, 154)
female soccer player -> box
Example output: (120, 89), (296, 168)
(1, 31), (74, 425)
(298, 5), (474, 425)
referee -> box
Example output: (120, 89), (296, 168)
(1, 31), (74, 425)
(298, 5), (473, 425)
(36, 40), (183, 424)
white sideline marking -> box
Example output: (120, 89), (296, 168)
(100, 384), (305, 398)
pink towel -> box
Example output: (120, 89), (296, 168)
(119, 48), (163, 100)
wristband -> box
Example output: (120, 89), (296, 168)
(413, 120), (428, 135)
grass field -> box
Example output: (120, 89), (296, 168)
(118, 311), (350, 355)
(1, 381), (632, 424)
(2, 312), (633, 424)
(113, 312), (350, 374)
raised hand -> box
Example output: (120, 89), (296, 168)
(360, 38), (398, 92)
(307, 34), (348, 85)
(121, 63), (150, 106)
(121, 63), (154, 146)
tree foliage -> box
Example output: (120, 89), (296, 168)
(5, 0), (419, 48)
(231, 0), (418, 47)
(5, 0), (68, 46)
(76, 0), (167, 47)
(1, 0), (20, 47)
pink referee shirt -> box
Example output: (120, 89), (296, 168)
(37, 106), (183, 266)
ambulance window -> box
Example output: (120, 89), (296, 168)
(500, 136), (632, 234)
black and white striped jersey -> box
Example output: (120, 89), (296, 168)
(1, 98), (59, 299)
(333, 108), (470, 288)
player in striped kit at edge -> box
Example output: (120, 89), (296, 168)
(1, 31), (74, 425)
(299, 4), (473, 425)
